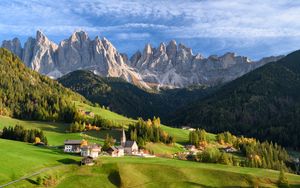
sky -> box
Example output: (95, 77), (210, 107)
(0, 0), (300, 60)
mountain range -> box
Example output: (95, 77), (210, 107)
(2, 30), (283, 89)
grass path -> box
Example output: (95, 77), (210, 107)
(0, 165), (62, 188)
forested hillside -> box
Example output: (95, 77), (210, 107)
(172, 50), (300, 149)
(58, 70), (212, 121)
(0, 48), (86, 122)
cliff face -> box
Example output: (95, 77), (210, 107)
(1, 31), (283, 89)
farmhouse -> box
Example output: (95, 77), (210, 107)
(121, 129), (138, 155)
(181, 126), (196, 131)
(107, 146), (124, 157)
(81, 144), (101, 158)
(64, 140), (82, 153)
(185, 145), (197, 152)
(81, 156), (94, 166)
(222, 146), (237, 153)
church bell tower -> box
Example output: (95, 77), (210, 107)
(121, 128), (126, 147)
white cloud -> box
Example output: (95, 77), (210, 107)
(1, 0), (300, 39)
(0, 0), (300, 59)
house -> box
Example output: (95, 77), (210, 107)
(81, 144), (101, 158)
(121, 129), (139, 155)
(81, 156), (94, 166)
(64, 140), (83, 153)
(181, 126), (196, 131)
(185, 145), (197, 152)
(107, 146), (124, 157)
(85, 111), (95, 118)
(222, 146), (237, 153)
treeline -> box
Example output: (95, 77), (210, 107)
(194, 147), (239, 166)
(69, 113), (122, 132)
(1, 125), (48, 145)
(187, 130), (291, 171)
(189, 129), (209, 147)
(0, 48), (86, 123)
(218, 131), (290, 171)
(128, 117), (174, 147)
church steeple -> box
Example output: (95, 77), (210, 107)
(121, 128), (126, 147)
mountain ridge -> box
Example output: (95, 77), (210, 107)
(2, 30), (283, 89)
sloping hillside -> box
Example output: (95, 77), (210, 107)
(58, 70), (212, 120)
(0, 48), (86, 122)
(172, 50), (300, 149)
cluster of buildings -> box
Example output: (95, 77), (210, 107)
(63, 129), (139, 165)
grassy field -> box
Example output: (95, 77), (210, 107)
(9, 156), (300, 188)
(5, 102), (299, 188)
(74, 101), (136, 125)
(0, 138), (81, 185)
(145, 142), (184, 155)
(0, 116), (94, 146)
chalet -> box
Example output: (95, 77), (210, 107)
(107, 146), (124, 157)
(181, 126), (196, 131)
(81, 156), (94, 166)
(64, 140), (82, 153)
(185, 145), (197, 152)
(121, 129), (139, 155)
(81, 144), (101, 158)
(222, 146), (237, 153)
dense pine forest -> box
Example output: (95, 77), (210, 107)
(58, 70), (212, 121)
(172, 50), (300, 149)
(0, 48), (86, 122)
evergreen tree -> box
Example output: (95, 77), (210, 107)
(278, 169), (289, 188)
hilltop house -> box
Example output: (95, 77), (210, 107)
(121, 129), (138, 155)
(107, 146), (124, 157)
(81, 144), (101, 158)
(64, 140), (82, 153)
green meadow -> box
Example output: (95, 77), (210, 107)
(1, 102), (300, 188)
(7, 156), (300, 188)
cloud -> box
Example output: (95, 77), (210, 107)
(0, 0), (300, 59)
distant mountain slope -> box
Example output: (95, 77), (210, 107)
(171, 50), (300, 149)
(0, 48), (86, 122)
(2, 30), (282, 89)
(58, 70), (212, 120)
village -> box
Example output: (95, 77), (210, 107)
(64, 129), (156, 166)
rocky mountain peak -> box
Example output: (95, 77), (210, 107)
(36, 30), (58, 50)
(166, 40), (177, 58)
(143, 43), (153, 55)
(1, 37), (22, 58)
(70, 30), (89, 42)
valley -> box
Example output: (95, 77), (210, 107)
(0, 1), (300, 185)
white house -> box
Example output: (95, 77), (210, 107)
(81, 144), (101, 158)
(64, 140), (82, 153)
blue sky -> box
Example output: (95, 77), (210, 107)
(1, 0), (300, 60)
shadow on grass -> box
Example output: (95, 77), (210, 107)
(57, 158), (79, 165)
(108, 170), (121, 187)
(25, 178), (38, 185)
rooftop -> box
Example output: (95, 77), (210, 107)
(64, 140), (82, 145)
